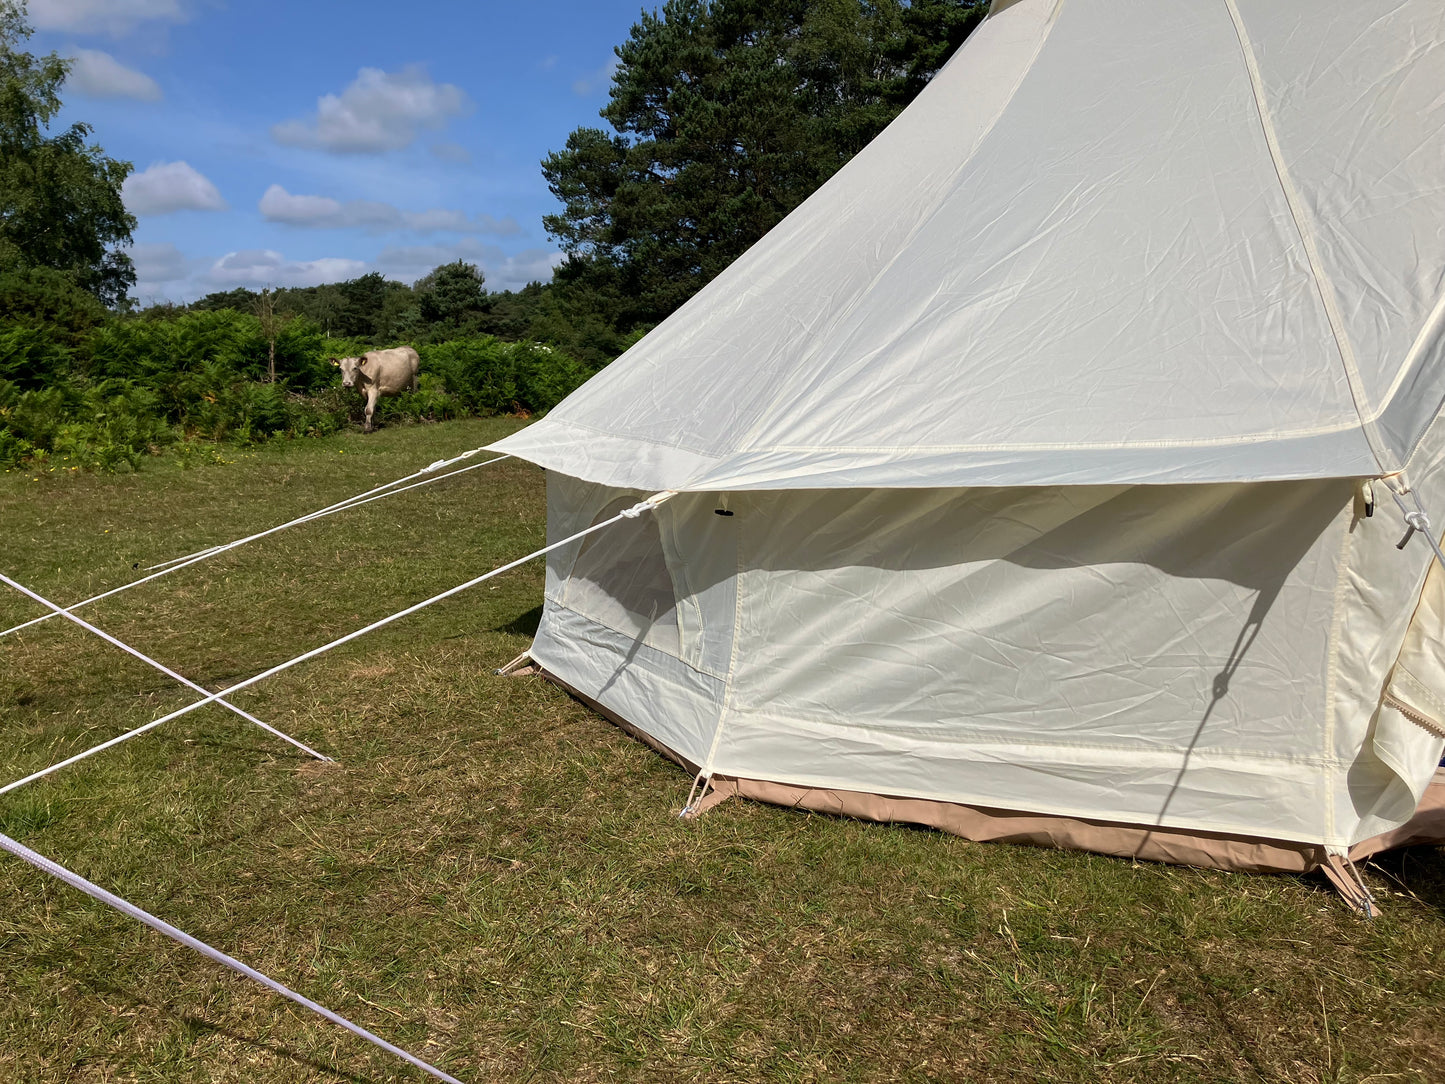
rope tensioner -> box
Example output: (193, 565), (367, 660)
(1386, 478), (1445, 569)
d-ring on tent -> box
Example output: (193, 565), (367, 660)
(488, 0), (1445, 901)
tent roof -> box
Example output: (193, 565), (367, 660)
(494, 0), (1445, 492)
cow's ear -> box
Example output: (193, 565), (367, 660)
(328, 357), (339, 367)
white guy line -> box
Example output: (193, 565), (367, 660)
(0, 573), (329, 763)
(147, 449), (511, 570)
(0, 831), (467, 1084)
(0, 493), (675, 798)
(0, 453), (513, 639)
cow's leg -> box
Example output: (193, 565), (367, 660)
(410, 370), (419, 393)
(363, 385), (380, 432)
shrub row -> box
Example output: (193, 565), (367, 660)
(0, 309), (594, 471)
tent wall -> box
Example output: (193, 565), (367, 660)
(533, 476), (738, 769)
(715, 481), (1349, 845)
(530, 470), (1445, 857)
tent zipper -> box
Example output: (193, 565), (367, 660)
(1382, 692), (1445, 741)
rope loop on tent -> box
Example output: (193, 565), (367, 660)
(1345, 856), (1377, 920)
(1385, 478), (1445, 569)
(0, 831), (467, 1083)
(0, 491), (677, 798)
(420, 445), (485, 474)
(1398, 509), (1432, 550)
(680, 772), (712, 818)
(0, 451), (514, 640)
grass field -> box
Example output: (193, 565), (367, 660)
(2, 417), (1444, 1083)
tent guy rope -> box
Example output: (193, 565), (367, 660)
(0, 831), (467, 1084)
(146, 449), (514, 570)
(0, 572), (330, 763)
(1386, 482), (1445, 571)
(0, 450), (513, 640)
(0, 492), (676, 797)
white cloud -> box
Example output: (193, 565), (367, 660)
(127, 240), (560, 303)
(375, 239), (563, 292)
(259, 184), (520, 236)
(30, 0), (187, 36)
(429, 141), (472, 165)
(572, 57), (619, 96)
(272, 65), (471, 154)
(65, 49), (161, 101)
(204, 249), (369, 290)
(258, 186), (351, 227)
(128, 242), (190, 285)
(122, 161), (227, 215)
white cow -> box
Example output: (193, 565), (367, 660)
(332, 346), (421, 433)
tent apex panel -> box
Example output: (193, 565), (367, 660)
(491, 0), (1445, 494)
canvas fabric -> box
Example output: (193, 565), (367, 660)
(530, 455), (1445, 854)
(492, 0), (1445, 493)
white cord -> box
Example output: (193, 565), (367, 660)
(249, 454), (511, 535)
(0, 573), (329, 763)
(1387, 484), (1445, 569)
(0, 453), (513, 640)
(0, 831), (466, 1084)
(680, 772), (711, 818)
(0, 492), (676, 797)
(147, 450), (505, 571)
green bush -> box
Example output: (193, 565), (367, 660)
(0, 311), (595, 471)
(420, 337), (589, 415)
(0, 324), (72, 389)
(0, 377), (178, 471)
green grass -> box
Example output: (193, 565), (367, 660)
(2, 417), (1444, 1083)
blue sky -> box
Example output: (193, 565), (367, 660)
(25, 0), (658, 302)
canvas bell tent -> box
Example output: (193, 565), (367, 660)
(490, 0), (1445, 884)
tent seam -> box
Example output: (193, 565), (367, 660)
(697, 496), (750, 780)
(1320, 498), (1357, 847)
(1384, 287), (1445, 469)
(548, 411), (1370, 458)
(1223, 0), (1394, 476)
(754, 423), (1363, 454)
(719, 708), (1341, 765)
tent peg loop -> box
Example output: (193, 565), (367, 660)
(680, 772), (712, 818)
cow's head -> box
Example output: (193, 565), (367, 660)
(332, 356), (365, 388)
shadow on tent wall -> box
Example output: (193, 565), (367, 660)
(513, 474), (1445, 912)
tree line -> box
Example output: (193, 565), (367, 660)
(1, 0), (981, 470)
